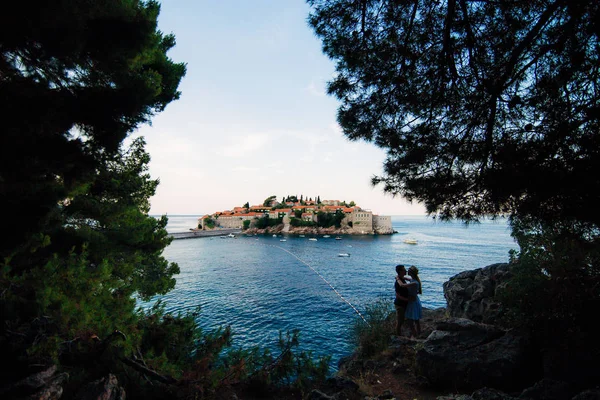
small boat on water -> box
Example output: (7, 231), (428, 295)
(403, 238), (418, 245)
(338, 253), (350, 257)
(335, 236), (342, 240)
(308, 238), (317, 241)
(299, 234), (305, 237)
(280, 239), (286, 242)
(273, 234), (277, 237)
(227, 233), (235, 238)
(323, 235), (330, 238)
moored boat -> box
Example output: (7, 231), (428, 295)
(403, 238), (418, 245)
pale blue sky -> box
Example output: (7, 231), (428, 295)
(135, 0), (426, 216)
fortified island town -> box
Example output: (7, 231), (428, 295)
(194, 195), (395, 236)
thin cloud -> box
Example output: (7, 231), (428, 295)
(306, 81), (326, 97)
(219, 133), (270, 158)
(231, 166), (260, 172)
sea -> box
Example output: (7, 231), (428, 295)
(145, 214), (518, 371)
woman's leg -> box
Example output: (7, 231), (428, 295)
(407, 319), (417, 338)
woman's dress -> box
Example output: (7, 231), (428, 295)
(405, 281), (422, 320)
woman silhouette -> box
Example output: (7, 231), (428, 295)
(397, 265), (422, 338)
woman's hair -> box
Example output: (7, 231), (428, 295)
(408, 265), (422, 294)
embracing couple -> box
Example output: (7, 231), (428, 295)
(394, 264), (422, 338)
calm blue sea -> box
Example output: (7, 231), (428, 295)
(146, 214), (517, 371)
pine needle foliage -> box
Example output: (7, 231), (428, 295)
(0, 2), (334, 398)
(309, 0), (600, 389)
(308, 0), (600, 225)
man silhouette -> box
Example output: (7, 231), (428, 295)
(394, 264), (410, 336)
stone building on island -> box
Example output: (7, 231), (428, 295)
(198, 198), (394, 235)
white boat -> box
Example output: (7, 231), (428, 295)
(338, 253), (350, 257)
(335, 236), (342, 240)
(323, 235), (330, 238)
(280, 239), (286, 242)
(299, 234), (305, 237)
(227, 233), (235, 238)
(273, 234), (277, 237)
(308, 238), (317, 241)
(403, 238), (418, 245)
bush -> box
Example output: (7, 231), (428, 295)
(316, 211), (345, 228)
(255, 216), (283, 229)
(126, 305), (331, 399)
(241, 330), (330, 395)
(497, 217), (600, 387)
(290, 217), (316, 227)
(350, 297), (395, 358)
(204, 217), (216, 229)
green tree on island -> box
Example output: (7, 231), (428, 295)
(262, 195), (276, 207)
(316, 211), (345, 228)
(309, 0), (600, 388)
(203, 217), (216, 229)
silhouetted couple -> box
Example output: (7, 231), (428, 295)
(394, 264), (422, 338)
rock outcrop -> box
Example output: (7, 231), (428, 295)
(244, 225), (379, 236)
(414, 318), (537, 392)
(0, 365), (68, 400)
(333, 262), (600, 400)
(0, 367), (127, 400)
(443, 262), (511, 324)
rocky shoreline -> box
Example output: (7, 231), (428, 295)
(308, 263), (600, 400)
(243, 225), (396, 236)
(170, 225), (397, 239)
(168, 228), (239, 240)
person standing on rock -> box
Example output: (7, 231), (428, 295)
(397, 265), (423, 338)
(394, 264), (410, 336)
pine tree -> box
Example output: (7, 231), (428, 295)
(0, 0), (186, 389)
(308, 0), (600, 225)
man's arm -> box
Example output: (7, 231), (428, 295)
(395, 282), (409, 302)
(396, 277), (417, 287)
(395, 293), (409, 302)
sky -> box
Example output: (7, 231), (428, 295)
(134, 0), (427, 217)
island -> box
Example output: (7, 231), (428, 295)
(195, 195), (394, 236)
